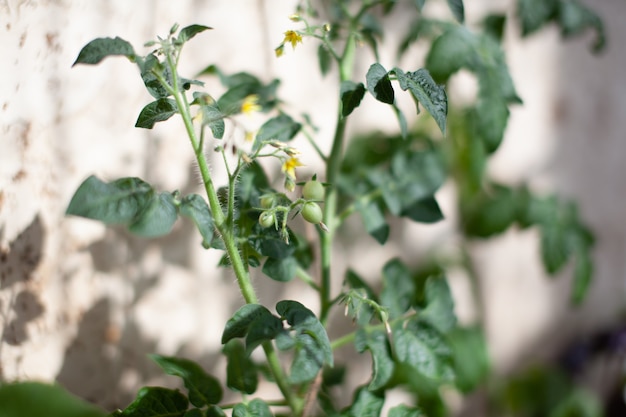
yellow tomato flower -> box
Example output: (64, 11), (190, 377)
(244, 131), (255, 142)
(274, 44), (285, 58)
(241, 95), (261, 115)
(282, 156), (304, 180)
(283, 30), (302, 50)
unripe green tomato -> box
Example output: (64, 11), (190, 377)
(301, 202), (323, 224)
(260, 195), (275, 209)
(258, 211), (275, 228)
(302, 180), (324, 201)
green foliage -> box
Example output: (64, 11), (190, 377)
(0, 382), (106, 417)
(56, 2), (606, 416)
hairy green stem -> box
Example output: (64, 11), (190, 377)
(163, 47), (299, 413)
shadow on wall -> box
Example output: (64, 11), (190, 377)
(0, 215), (45, 371)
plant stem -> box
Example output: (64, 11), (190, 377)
(163, 47), (299, 413)
(319, 33), (356, 325)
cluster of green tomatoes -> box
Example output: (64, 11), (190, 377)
(258, 178), (325, 229)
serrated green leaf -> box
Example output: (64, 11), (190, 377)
(355, 199), (389, 244)
(340, 81), (366, 117)
(135, 98), (178, 129)
(179, 194), (214, 249)
(232, 399), (273, 417)
(388, 404), (424, 417)
(366, 63), (395, 104)
(355, 329), (395, 391)
(254, 114), (301, 151)
(222, 304), (275, 344)
(224, 340), (258, 394)
(348, 387), (384, 417)
(447, 326), (489, 393)
(401, 196), (444, 223)
(150, 355), (222, 407)
(262, 256), (297, 282)
(380, 259), (415, 318)
(128, 192), (178, 237)
(66, 176), (153, 224)
(178, 24), (212, 44)
(447, 0), (464, 23)
(393, 321), (454, 382)
(0, 382), (106, 417)
(245, 314), (284, 355)
(72, 37), (135, 66)
(419, 276), (456, 333)
(393, 68), (447, 135)
(318, 44), (332, 76)
(119, 386), (188, 417)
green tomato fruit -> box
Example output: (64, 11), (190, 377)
(302, 180), (324, 201)
(258, 211), (275, 228)
(260, 195), (275, 209)
(301, 202), (323, 224)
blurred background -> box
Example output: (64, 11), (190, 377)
(1, 0), (625, 415)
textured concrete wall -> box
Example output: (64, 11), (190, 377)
(1, 0), (624, 412)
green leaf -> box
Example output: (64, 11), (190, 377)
(355, 329), (394, 390)
(139, 54), (170, 99)
(232, 399), (273, 417)
(206, 406), (227, 417)
(447, 326), (489, 393)
(355, 200), (389, 244)
(224, 340), (258, 394)
(178, 24), (212, 44)
(348, 387), (384, 417)
(483, 14), (507, 42)
(72, 37), (135, 66)
(461, 184), (518, 237)
(518, 0), (558, 35)
(447, 0), (464, 23)
(393, 321), (454, 382)
(388, 404), (424, 417)
(276, 300), (333, 383)
(150, 355), (222, 407)
(401, 196), (444, 223)
(245, 313), (284, 355)
(0, 382), (106, 417)
(380, 259), (415, 319)
(262, 256), (298, 282)
(340, 81), (366, 117)
(67, 176), (153, 224)
(127, 191), (178, 238)
(222, 304), (275, 344)
(393, 68), (447, 135)
(179, 194), (215, 249)
(254, 114), (301, 150)
(135, 98), (178, 129)
(318, 44), (333, 76)
(392, 104), (408, 139)
(119, 386), (188, 417)
(558, 0), (606, 53)
(184, 409), (204, 417)
(198, 102), (225, 139)
(366, 63), (395, 104)
(419, 276), (456, 333)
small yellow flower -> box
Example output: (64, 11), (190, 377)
(244, 131), (256, 143)
(281, 156), (304, 180)
(241, 95), (261, 115)
(289, 14), (301, 22)
(274, 44), (285, 58)
(283, 30), (302, 50)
